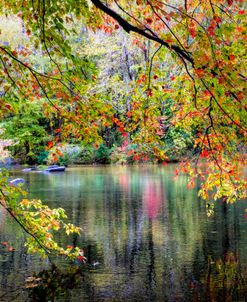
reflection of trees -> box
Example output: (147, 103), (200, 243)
(189, 200), (247, 302)
(0, 207), (6, 232)
(0, 216), (50, 301)
(195, 252), (247, 302)
(4, 166), (246, 301)
(65, 166), (208, 300)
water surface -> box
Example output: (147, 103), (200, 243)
(0, 165), (246, 301)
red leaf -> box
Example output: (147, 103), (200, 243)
(189, 28), (196, 38)
(229, 54), (235, 61)
(213, 15), (222, 23)
(47, 141), (53, 148)
(200, 150), (209, 158)
(195, 69), (204, 78)
(238, 10), (245, 15)
(77, 255), (86, 262)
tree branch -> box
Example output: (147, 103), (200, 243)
(90, 0), (194, 65)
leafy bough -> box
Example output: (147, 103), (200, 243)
(0, 169), (84, 262)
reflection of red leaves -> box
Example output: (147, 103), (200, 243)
(162, 161), (167, 166)
(122, 132), (128, 137)
(187, 181), (195, 189)
(1, 242), (14, 251)
(244, 213), (247, 219)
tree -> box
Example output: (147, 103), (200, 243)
(0, 100), (50, 164)
(87, 0), (247, 202)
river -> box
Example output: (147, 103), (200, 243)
(0, 165), (246, 301)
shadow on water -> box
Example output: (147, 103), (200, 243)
(0, 165), (246, 301)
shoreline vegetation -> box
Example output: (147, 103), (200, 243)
(0, 139), (193, 167)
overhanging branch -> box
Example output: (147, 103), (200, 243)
(90, 0), (194, 65)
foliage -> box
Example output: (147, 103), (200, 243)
(0, 169), (83, 260)
(94, 144), (112, 164)
(163, 127), (194, 161)
(37, 150), (49, 165)
(84, 0), (247, 202)
(26, 265), (85, 301)
(0, 100), (50, 164)
(75, 145), (95, 164)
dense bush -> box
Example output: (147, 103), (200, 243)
(94, 144), (112, 164)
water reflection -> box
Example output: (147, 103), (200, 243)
(0, 166), (246, 301)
